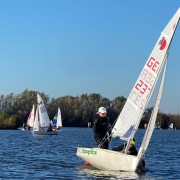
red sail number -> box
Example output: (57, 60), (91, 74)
(135, 80), (148, 95)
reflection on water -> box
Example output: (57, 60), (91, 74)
(79, 166), (138, 179)
(77, 165), (154, 180)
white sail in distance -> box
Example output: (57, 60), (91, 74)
(37, 93), (50, 127)
(27, 104), (35, 127)
(57, 107), (62, 128)
(33, 106), (40, 131)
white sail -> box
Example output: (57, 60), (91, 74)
(37, 93), (50, 127)
(112, 8), (180, 141)
(169, 123), (173, 129)
(138, 58), (167, 158)
(57, 107), (62, 128)
(33, 106), (40, 131)
(27, 104), (35, 127)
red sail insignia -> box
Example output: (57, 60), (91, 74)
(159, 37), (166, 50)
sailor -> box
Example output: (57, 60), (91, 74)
(127, 139), (138, 155)
(47, 123), (53, 132)
(112, 139), (138, 156)
(23, 123), (27, 130)
(93, 107), (111, 149)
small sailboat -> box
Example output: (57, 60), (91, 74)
(22, 105), (35, 131)
(76, 8), (180, 171)
(33, 93), (58, 135)
(88, 122), (91, 128)
(26, 104), (35, 130)
(53, 107), (63, 130)
(155, 122), (161, 129)
(169, 123), (174, 130)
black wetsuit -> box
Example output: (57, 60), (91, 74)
(93, 115), (110, 149)
(112, 143), (138, 156)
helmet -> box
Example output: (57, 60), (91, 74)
(97, 107), (107, 114)
(131, 139), (136, 145)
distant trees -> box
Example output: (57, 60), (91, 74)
(0, 89), (179, 129)
(166, 113), (180, 129)
(139, 107), (180, 129)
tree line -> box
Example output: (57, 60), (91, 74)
(0, 89), (179, 129)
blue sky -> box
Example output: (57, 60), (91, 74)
(0, 1), (180, 114)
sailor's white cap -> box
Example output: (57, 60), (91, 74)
(97, 107), (107, 114)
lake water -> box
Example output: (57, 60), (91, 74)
(0, 128), (179, 179)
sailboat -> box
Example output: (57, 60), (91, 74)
(26, 104), (35, 130)
(53, 107), (63, 130)
(22, 105), (35, 131)
(76, 8), (180, 171)
(33, 93), (58, 135)
(169, 123), (174, 130)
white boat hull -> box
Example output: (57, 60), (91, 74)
(76, 147), (145, 172)
(33, 130), (58, 135)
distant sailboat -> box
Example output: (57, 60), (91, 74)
(22, 105), (35, 131)
(169, 123), (174, 130)
(88, 122), (91, 128)
(76, 8), (180, 171)
(155, 122), (161, 129)
(27, 104), (35, 130)
(53, 107), (62, 130)
(33, 93), (58, 135)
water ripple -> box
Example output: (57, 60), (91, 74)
(0, 129), (179, 179)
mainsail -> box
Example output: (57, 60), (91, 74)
(169, 123), (174, 129)
(27, 104), (35, 127)
(112, 8), (180, 142)
(33, 106), (40, 131)
(53, 108), (62, 128)
(57, 107), (62, 128)
(37, 93), (50, 127)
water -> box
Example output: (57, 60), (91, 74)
(0, 128), (179, 179)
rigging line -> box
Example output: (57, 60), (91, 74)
(97, 130), (113, 148)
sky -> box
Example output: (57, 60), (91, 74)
(0, 0), (180, 114)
